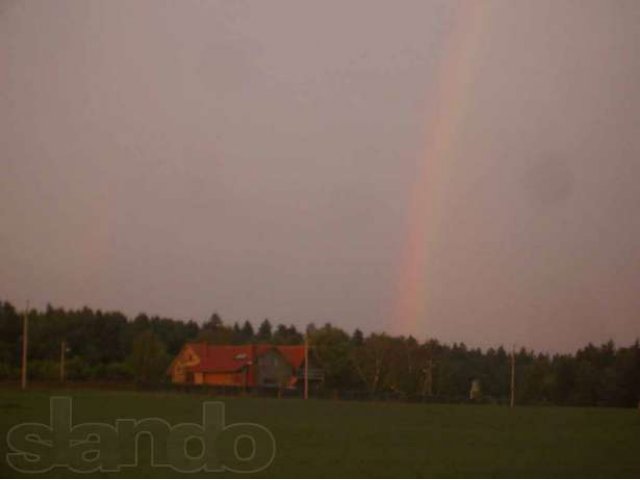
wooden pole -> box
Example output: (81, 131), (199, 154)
(21, 301), (29, 390)
(304, 334), (309, 400)
(510, 345), (516, 408)
(60, 340), (66, 383)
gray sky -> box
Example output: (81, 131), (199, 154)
(2, 0), (639, 352)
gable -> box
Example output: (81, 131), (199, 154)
(255, 345), (305, 369)
(167, 344), (201, 375)
(276, 345), (306, 369)
(256, 349), (294, 387)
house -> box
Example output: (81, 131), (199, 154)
(167, 343), (311, 389)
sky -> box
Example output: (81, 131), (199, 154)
(1, 0), (639, 352)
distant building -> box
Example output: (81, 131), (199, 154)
(168, 343), (320, 389)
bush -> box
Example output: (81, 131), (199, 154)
(65, 357), (92, 380)
(0, 362), (19, 380)
(29, 360), (58, 380)
(104, 362), (134, 381)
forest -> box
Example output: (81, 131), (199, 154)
(1, 299), (638, 407)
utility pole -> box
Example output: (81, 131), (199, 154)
(510, 345), (516, 408)
(304, 334), (309, 400)
(60, 340), (67, 383)
(21, 301), (29, 390)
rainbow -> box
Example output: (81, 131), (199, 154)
(391, 1), (491, 336)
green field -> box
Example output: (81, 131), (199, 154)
(1, 389), (639, 478)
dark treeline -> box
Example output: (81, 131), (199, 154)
(1, 300), (638, 407)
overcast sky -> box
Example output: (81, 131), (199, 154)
(2, 0), (639, 352)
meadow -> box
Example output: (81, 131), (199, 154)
(1, 388), (639, 478)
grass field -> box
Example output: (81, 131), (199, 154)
(1, 388), (639, 478)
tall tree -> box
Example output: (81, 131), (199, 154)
(257, 319), (272, 342)
(310, 324), (354, 389)
(240, 320), (255, 343)
(351, 329), (364, 346)
(129, 330), (170, 384)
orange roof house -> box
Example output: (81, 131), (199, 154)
(168, 343), (307, 389)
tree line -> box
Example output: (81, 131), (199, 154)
(0, 300), (638, 407)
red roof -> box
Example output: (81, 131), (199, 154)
(262, 345), (305, 369)
(185, 343), (305, 373)
(186, 344), (253, 373)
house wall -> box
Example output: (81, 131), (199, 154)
(256, 349), (293, 387)
(203, 372), (246, 387)
(169, 346), (201, 384)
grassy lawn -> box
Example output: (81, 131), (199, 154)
(1, 388), (639, 478)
